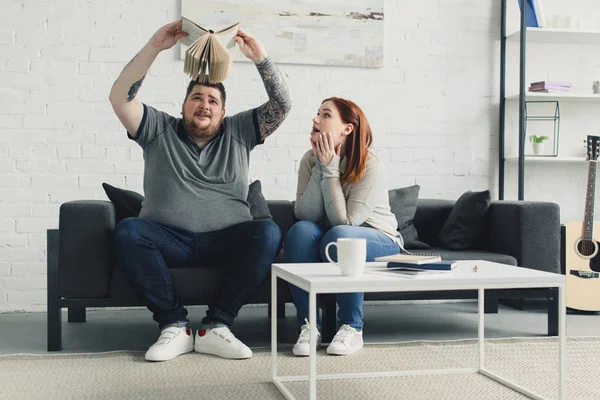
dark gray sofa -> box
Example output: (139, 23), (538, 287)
(47, 198), (561, 351)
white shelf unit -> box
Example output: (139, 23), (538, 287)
(505, 156), (588, 162)
(501, 22), (600, 199)
(506, 92), (600, 102)
(506, 27), (600, 44)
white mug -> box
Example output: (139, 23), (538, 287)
(325, 238), (367, 277)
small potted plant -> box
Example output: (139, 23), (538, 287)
(529, 134), (549, 155)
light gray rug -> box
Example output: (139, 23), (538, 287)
(0, 337), (596, 400)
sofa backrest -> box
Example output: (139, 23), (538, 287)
(267, 200), (296, 237)
(412, 198), (493, 249)
(412, 199), (454, 246)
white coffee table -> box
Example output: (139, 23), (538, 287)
(270, 260), (565, 400)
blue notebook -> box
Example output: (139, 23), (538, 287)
(387, 260), (458, 271)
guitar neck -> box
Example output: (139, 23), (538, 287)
(583, 160), (598, 240)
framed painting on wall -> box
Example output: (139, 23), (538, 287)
(180, 0), (385, 68)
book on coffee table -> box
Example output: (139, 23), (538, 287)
(386, 260), (458, 271)
(381, 268), (451, 276)
(375, 253), (441, 265)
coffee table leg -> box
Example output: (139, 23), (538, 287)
(559, 284), (566, 399)
(309, 289), (317, 399)
(271, 273), (278, 381)
(478, 288), (485, 370)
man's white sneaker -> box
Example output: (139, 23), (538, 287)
(292, 319), (322, 357)
(194, 327), (252, 359)
(145, 326), (194, 362)
(326, 324), (363, 356)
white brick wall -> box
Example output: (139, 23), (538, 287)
(0, 0), (598, 311)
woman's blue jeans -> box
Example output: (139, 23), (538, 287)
(284, 221), (400, 330)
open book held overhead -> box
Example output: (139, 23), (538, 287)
(180, 17), (240, 83)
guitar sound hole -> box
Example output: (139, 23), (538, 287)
(577, 239), (598, 257)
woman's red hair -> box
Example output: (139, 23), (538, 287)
(322, 97), (372, 184)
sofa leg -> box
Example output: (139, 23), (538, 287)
(68, 307), (86, 323)
(47, 229), (62, 351)
(547, 289), (559, 337)
(321, 294), (337, 343)
(484, 297), (499, 314)
(47, 301), (62, 352)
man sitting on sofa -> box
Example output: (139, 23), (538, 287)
(108, 20), (291, 362)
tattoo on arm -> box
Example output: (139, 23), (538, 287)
(255, 59), (292, 140)
(126, 75), (145, 103)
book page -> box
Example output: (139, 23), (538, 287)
(215, 22), (239, 49)
(180, 17), (209, 47)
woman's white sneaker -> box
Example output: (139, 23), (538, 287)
(194, 327), (252, 359)
(326, 324), (363, 356)
(145, 326), (194, 362)
(292, 319), (322, 357)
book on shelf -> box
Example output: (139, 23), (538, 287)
(386, 260), (458, 271)
(517, 0), (541, 27)
(528, 89), (571, 93)
(180, 17), (240, 83)
(531, 0), (546, 27)
(530, 81), (572, 88)
(374, 253), (442, 265)
(529, 86), (571, 92)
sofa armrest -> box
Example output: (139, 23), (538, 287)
(58, 200), (116, 298)
(488, 201), (560, 273)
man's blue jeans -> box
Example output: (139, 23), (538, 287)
(114, 217), (281, 330)
(284, 221), (400, 330)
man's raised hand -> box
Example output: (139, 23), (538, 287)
(150, 20), (189, 51)
(234, 28), (268, 64)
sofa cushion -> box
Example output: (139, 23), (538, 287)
(438, 190), (491, 250)
(388, 185), (430, 249)
(102, 183), (144, 222)
(247, 180), (272, 220)
(102, 180), (272, 222)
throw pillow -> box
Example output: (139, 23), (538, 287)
(438, 190), (491, 250)
(247, 180), (272, 220)
(102, 181), (272, 222)
(388, 185), (430, 249)
(102, 183), (144, 222)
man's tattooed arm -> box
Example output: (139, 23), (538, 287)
(255, 58), (292, 140)
(109, 42), (161, 137)
(127, 75), (145, 102)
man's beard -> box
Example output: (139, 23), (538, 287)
(183, 114), (220, 139)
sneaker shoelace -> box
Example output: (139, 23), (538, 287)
(298, 318), (319, 343)
(298, 324), (310, 344)
(332, 325), (356, 346)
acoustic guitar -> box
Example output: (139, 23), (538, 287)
(564, 135), (600, 311)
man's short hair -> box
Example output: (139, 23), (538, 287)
(185, 80), (226, 107)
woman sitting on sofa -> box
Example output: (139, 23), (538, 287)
(286, 97), (401, 356)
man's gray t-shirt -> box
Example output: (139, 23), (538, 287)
(130, 104), (262, 233)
